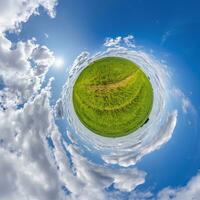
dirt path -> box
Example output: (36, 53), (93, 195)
(88, 70), (138, 92)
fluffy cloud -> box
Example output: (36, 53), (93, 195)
(102, 110), (178, 167)
(1, 76), (141, 200)
(54, 98), (64, 119)
(0, 31), (146, 200)
(157, 173), (200, 200)
(57, 144), (146, 200)
(0, 1), (63, 199)
(104, 36), (122, 47)
(0, 35), (55, 109)
(128, 190), (153, 200)
(0, 84), (63, 200)
(0, 0), (57, 102)
(0, 0), (57, 32)
(0, 0), (56, 110)
(107, 171), (200, 200)
(104, 35), (136, 48)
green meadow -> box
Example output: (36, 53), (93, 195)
(73, 57), (153, 137)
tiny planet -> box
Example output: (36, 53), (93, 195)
(73, 57), (153, 137)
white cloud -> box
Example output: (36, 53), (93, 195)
(128, 190), (153, 200)
(123, 35), (136, 48)
(0, 1), (65, 199)
(0, 84), (64, 200)
(0, 0), (57, 110)
(32, 45), (55, 75)
(157, 173), (200, 200)
(109, 171), (200, 200)
(54, 98), (64, 119)
(0, 0), (57, 32)
(49, 97), (148, 200)
(60, 144), (146, 200)
(102, 110), (178, 167)
(172, 88), (195, 114)
(46, 121), (146, 200)
(104, 35), (136, 48)
(0, 35), (55, 109)
(0, 0), (57, 108)
(104, 36), (122, 47)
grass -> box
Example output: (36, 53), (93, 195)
(73, 57), (153, 137)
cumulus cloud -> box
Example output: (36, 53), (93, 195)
(0, 36), (55, 109)
(0, 1), (63, 199)
(0, 0), (57, 32)
(59, 144), (146, 200)
(0, 84), (64, 200)
(104, 35), (136, 48)
(102, 110), (178, 167)
(104, 36), (122, 47)
(0, 0), (56, 110)
(109, 171), (200, 200)
(157, 173), (200, 200)
(48, 112), (146, 200)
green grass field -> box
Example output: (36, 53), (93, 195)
(73, 57), (153, 137)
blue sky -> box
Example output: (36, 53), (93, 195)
(19, 0), (200, 194)
(8, 0), (200, 103)
(2, 0), (200, 199)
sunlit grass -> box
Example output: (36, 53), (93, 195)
(73, 57), (153, 137)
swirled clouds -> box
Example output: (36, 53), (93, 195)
(1, 1), (197, 199)
(60, 36), (178, 168)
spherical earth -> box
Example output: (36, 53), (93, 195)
(73, 57), (153, 137)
